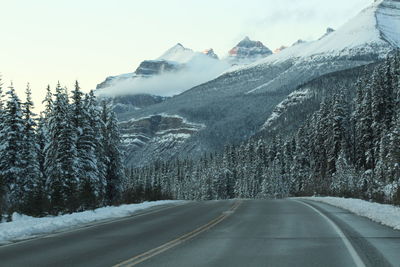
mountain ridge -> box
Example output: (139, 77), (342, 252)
(114, 0), (400, 167)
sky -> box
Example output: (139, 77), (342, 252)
(0, 0), (373, 110)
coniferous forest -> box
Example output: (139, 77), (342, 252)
(1, 52), (399, 221)
(124, 52), (400, 206)
(0, 81), (125, 220)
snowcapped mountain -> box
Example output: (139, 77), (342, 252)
(96, 37), (273, 98)
(240, 0), (399, 71)
(203, 48), (219, 60)
(228, 36), (272, 64)
(114, 0), (400, 167)
(157, 43), (198, 63)
(96, 43), (216, 92)
(95, 43), (229, 110)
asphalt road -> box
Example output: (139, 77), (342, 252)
(0, 199), (399, 267)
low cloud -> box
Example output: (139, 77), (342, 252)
(96, 55), (230, 98)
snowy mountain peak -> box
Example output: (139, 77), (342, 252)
(203, 48), (219, 60)
(157, 43), (196, 63)
(228, 37), (272, 63)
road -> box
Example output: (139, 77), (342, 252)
(0, 199), (399, 267)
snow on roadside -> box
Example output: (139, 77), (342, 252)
(301, 197), (400, 230)
(0, 200), (184, 244)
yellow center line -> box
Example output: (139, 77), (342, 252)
(113, 200), (243, 267)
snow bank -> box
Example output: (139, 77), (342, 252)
(0, 200), (183, 244)
(302, 197), (400, 230)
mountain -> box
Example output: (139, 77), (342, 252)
(116, 0), (400, 167)
(228, 36), (272, 64)
(96, 43), (201, 91)
(95, 43), (228, 111)
(203, 48), (219, 60)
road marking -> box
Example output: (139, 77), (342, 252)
(113, 200), (242, 267)
(295, 200), (366, 267)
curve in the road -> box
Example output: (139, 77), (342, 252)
(294, 200), (366, 267)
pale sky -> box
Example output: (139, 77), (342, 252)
(0, 0), (372, 110)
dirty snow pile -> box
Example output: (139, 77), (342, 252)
(0, 200), (183, 244)
(303, 197), (400, 230)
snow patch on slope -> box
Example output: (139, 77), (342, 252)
(262, 89), (312, 129)
(301, 197), (400, 230)
(0, 201), (183, 244)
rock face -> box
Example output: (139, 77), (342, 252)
(134, 60), (180, 76)
(119, 115), (204, 166)
(228, 37), (272, 63)
(319, 27), (335, 40)
(116, 0), (400, 167)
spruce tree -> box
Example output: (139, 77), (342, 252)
(0, 78), (5, 218)
(101, 100), (124, 205)
(0, 84), (25, 215)
(46, 83), (78, 214)
(20, 84), (41, 215)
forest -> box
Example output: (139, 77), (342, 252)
(0, 81), (125, 220)
(1, 52), (399, 221)
(124, 52), (400, 206)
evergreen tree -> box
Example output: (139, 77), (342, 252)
(0, 84), (25, 215)
(20, 84), (41, 215)
(101, 100), (124, 205)
(0, 78), (5, 218)
(46, 83), (78, 214)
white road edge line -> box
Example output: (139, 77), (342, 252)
(294, 200), (366, 267)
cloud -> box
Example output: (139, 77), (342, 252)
(95, 54), (230, 98)
(237, 0), (373, 49)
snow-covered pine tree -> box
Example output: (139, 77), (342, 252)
(72, 82), (99, 210)
(357, 82), (375, 171)
(81, 90), (106, 208)
(387, 115), (400, 183)
(331, 149), (357, 197)
(0, 84), (25, 215)
(35, 114), (49, 215)
(0, 77), (5, 218)
(19, 84), (41, 215)
(327, 91), (349, 176)
(45, 83), (78, 214)
(292, 124), (311, 195)
(101, 100), (124, 205)
(311, 100), (331, 194)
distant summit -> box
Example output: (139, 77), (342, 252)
(274, 45), (288, 54)
(157, 43), (197, 63)
(228, 37), (272, 63)
(203, 48), (219, 60)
